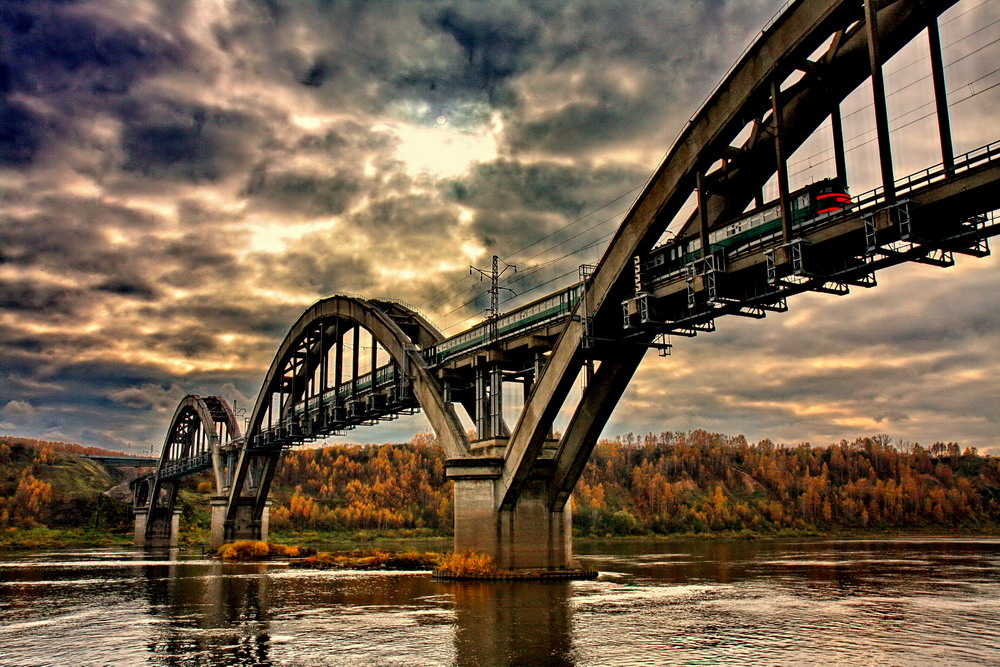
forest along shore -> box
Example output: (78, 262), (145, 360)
(1, 431), (999, 549)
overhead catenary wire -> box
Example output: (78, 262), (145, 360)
(418, 185), (646, 314)
(503, 185), (644, 262)
(788, 30), (1000, 169)
(438, 231), (616, 334)
(416, 273), (475, 309)
(426, 195), (639, 315)
(788, 62), (1000, 175)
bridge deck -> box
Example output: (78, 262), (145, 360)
(84, 455), (159, 467)
(628, 142), (1000, 337)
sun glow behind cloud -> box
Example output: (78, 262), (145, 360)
(388, 116), (501, 179)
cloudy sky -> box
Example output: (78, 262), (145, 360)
(1, 0), (998, 455)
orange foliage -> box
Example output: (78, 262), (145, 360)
(573, 431), (1000, 535)
(435, 550), (498, 576)
(217, 540), (313, 560)
(268, 434), (452, 532)
(1, 470), (56, 526)
(257, 431), (999, 538)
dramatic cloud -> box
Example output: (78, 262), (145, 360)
(0, 0), (997, 453)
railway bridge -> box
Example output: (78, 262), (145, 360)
(134, 0), (1000, 570)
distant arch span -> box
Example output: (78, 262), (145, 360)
(242, 294), (467, 459)
(223, 294), (470, 531)
(135, 394), (241, 545)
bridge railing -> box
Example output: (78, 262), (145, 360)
(743, 142), (998, 265)
(892, 140), (1000, 198)
(251, 366), (417, 450)
(640, 140), (1000, 288)
(159, 450), (212, 479)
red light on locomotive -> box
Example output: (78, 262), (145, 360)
(816, 191), (851, 215)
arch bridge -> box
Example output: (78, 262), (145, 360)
(136, 0), (1000, 570)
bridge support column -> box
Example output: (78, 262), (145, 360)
(133, 507), (148, 547)
(210, 496), (228, 550)
(447, 452), (576, 571)
(221, 500), (271, 547)
(134, 507), (182, 548)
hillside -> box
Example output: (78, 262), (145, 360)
(0, 436), (147, 458)
(258, 432), (1000, 537)
(573, 431), (1000, 535)
(0, 439), (132, 529)
(3, 431), (999, 542)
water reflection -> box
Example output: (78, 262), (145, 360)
(445, 580), (574, 666)
(139, 552), (273, 665)
(1, 538), (999, 665)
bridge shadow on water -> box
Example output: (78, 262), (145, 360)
(444, 580), (575, 666)
(139, 556), (274, 666)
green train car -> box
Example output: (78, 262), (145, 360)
(426, 283), (583, 365)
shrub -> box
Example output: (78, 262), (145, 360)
(218, 540), (271, 560)
(435, 550), (498, 576)
(217, 541), (319, 560)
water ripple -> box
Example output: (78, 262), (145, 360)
(1, 538), (999, 666)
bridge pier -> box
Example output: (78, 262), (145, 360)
(216, 500), (271, 550)
(133, 507), (182, 548)
(210, 496), (228, 550)
(133, 507), (148, 546)
(448, 449), (576, 571)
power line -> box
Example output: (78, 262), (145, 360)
(428, 200), (634, 317)
(504, 185), (644, 262)
(504, 207), (630, 286)
(438, 229), (615, 335)
(416, 273), (474, 309)
(788, 36), (1000, 170)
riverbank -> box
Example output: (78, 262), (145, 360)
(577, 523), (1000, 542)
(2, 523), (996, 552)
(0, 526), (133, 549)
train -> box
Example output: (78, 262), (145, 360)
(642, 177), (852, 281)
(425, 283), (583, 366)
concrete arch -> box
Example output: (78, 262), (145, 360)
(154, 395), (241, 492)
(221, 295), (469, 539)
(242, 294), (467, 460)
(137, 394), (241, 546)
(157, 396), (221, 461)
(370, 297), (447, 349)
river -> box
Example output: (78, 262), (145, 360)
(1, 537), (998, 666)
